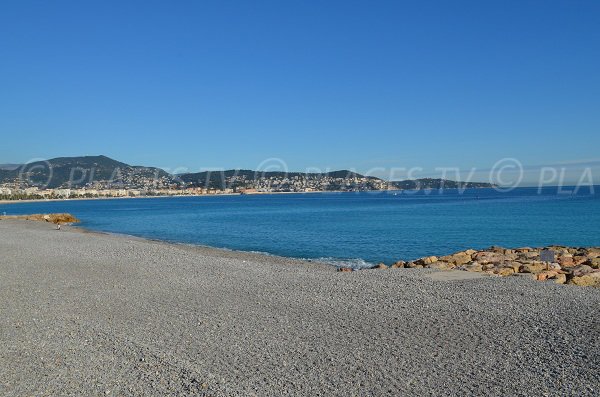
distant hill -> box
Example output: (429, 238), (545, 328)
(391, 178), (493, 190)
(0, 155), (495, 191)
(0, 155), (174, 189)
(178, 169), (379, 190)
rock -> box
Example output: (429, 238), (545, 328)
(569, 272), (600, 287)
(536, 270), (558, 281)
(422, 256), (434, 264)
(558, 255), (574, 267)
(586, 257), (600, 269)
(473, 252), (504, 264)
(504, 253), (518, 261)
(0, 213), (80, 224)
(518, 251), (540, 260)
(506, 262), (522, 272)
(338, 267), (352, 272)
(427, 261), (453, 270)
(573, 255), (589, 266)
(572, 265), (593, 277)
(464, 249), (477, 256)
(464, 263), (483, 272)
(586, 247), (600, 257)
(390, 261), (405, 269)
(418, 256), (438, 265)
(372, 263), (388, 270)
(515, 247), (533, 253)
(440, 252), (472, 266)
(552, 273), (567, 284)
(496, 267), (515, 276)
(549, 263), (562, 270)
(519, 263), (546, 274)
(546, 245), (566, 251)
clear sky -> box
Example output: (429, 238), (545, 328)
(1, 0), (599, 183)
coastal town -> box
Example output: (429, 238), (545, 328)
(0, 156), (494, 201)
(0, 173), (389, 200)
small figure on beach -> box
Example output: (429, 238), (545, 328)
(56, 223), (61, 231)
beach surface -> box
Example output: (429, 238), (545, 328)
(0, 220), (598, 396)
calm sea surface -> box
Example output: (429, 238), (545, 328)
(2, 187), (599, 267)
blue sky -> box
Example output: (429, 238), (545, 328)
(1, 0), (599, 183)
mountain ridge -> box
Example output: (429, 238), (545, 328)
(0, 155), (495, 190)
(0, 155), (174, 189)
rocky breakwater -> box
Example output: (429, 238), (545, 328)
(340, 246), (600, 287)
(0, 213), (80, 224)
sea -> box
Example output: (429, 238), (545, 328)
(2, 187), (599, 268)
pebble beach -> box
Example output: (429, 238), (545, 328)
(1, 219), (599, 396)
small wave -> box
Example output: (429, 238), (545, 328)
(306, 257), (374, 269)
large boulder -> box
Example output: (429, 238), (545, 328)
(552, 273), (567, 284)
(371, 263), (388, 270)
(464, 263), (483, 272)
(586, 257), (600, 269)
(519, 263), (546, 274)
(427, 261), (453, 270)
(518, 251), (540, 260)
(536, 270), (559, 281)
(416, 256), (438, 266)
(573, 255), (589, 266)
(572, 265), (594, 277)
(558, 255), (574, 267)
(390, 261), (405, 269)
(506, 262), (523, 272)
(569, 272), (600, 287)
(496, 267), (515, 276)
(473, 252), (505, 264)
(586, 247), (600, 257)
(440, 252), (472, 266)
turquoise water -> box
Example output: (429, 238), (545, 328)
(1, 187), (599, 267)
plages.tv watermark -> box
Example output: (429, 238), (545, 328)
(9, 156), (598, 194)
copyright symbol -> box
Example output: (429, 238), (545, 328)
(489, 158), (523, 192)
(18, 158), (53, 189)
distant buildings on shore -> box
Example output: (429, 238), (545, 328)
(0, 155), (493, 201)
(0, 173), (391, 200)
(0, 185), (236, 200)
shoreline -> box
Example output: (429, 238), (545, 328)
(69, 222), (375, 271)
(72, 222), (333, 271)
(2, 212), (599, 277)
(1, 184), (594, 206)
(73, 223), (600, 283)
(0, 186), (506, 205)
(4, 213), (600, 281)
